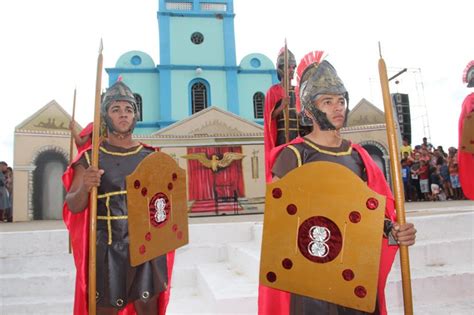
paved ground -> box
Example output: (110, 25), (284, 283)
(0, 200), (472, 232)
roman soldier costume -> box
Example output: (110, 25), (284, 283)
(458, 60), (474, 200)
(63, 81), (175, 314)
(258, 53), (399, 315)
(263, 48), (300, 182)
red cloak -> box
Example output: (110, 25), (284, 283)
(264, 84), (301, 182)
(458, 92), (474, 200)
(258, 137), (398, 315)
(76, 122), (94, 152)
(62, 143), (175, 315)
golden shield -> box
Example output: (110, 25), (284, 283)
(461, 113), (474, 154)
(126, 152), (189, 267)
(260, 161), (386, 312)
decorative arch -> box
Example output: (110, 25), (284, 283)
(28, 145), (69, 220)
(253, 92), (265, 119)
(358, 140), (391, 183)
(189, 79), (211, 114)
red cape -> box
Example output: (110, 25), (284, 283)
(264, 84), (301, 182)
(76, 122), (94, 152)
(62, 143), (175, 315)
(458, 92), (474, 200)
(258, 137), (398, 315)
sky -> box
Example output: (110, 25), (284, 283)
(1, 0), (473, 166)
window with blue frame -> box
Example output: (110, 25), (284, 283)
(253, 92), (265, 119)
(191, 82), (208, 114)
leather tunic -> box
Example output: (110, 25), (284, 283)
(79, 142), (168, 309)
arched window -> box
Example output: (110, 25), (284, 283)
(191, 82), (208, 114)
(133, 93), (143, 121)
(253, 92), (265, 119)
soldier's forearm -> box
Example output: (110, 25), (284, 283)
(66, 186), (89, 213)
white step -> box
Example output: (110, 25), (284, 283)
(0, 272), (75, 298)
(227, 241), (260, 280)
(174, 243), (228, 268)
(0, 229), (69, 258)
(387, 263), (474, 307)
(196, 262), (257, 313)
(388, 299), (474, 315)
(0, 297), (73, 315)
(391, 237), (474, 269)
(1, 252), (75, 275)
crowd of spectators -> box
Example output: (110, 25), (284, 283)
(0, 161), (13, 222)
(401, 137), (465, 202)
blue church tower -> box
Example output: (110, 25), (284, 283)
(106, 0), (277, 134)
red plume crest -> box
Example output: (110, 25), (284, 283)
(296, 51), (325, 87)
(462, 60), (474, 83)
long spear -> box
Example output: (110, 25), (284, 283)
(88, 39), (103, 315)
(377, 42), (414, 314)
(68, 88), (77, 254)
(69, 88), (77, 163)
(283, 39), (290, 143)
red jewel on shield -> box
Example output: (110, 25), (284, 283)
(366, 197), (378, 210)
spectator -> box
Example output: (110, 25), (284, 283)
(438, 157), (453, 200)
(448, 147), (463, 199)
(430, 166), (442, 201)
(418, 160), (430, 201)
(437, 145), (448, 158)
(401, 158), (412, 202)
(0, 161), (9, 222)
(5, 166), (13, 222)
(400, 136), (412, 158)
(410, 152), (422, 201)
(422, 137), (434, 152)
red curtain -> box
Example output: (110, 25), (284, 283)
(187, 146), (245, 201)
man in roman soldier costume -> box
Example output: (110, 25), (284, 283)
(263, 48), (300, 182)
(458, 60), (474, 200)
(63, 81), (174, 315)
(258, 53), (417, 315)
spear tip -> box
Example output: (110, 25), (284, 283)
(99, 38), (103, 54)
(378, 41), (382, 58)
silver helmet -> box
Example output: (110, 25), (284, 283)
(299, 60), (349, 130)
(101, 81), (139, 134)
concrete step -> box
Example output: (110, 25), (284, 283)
(0, 229), (69, 258)
(188, 222), (254, 244)
(387, 263), (474, 307)
(0, 296), (73, 315)
(174, 243), (228, 268)
(388, 299), (474, 315)
(409, 212), (474, 242)
(391, 237), (474, 269)
(196, 262), (257, 313)
(0, 272), (75, 298)
(1, 252), (75, 275)
(227, 241), (260, 280)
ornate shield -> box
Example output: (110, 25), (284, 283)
(260, 161), (386, 312)
(461, 113), (474, 154)
(126, 152), (189, 267)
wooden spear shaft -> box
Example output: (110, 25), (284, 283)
(88, 40), (103, 315)
(377, 42), (413, 315)
(69, 88), (77, 164)
(283, 39), (290, 143)
(68, 88), (77, 254)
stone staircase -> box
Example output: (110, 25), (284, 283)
(1, 209), (473, 314)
